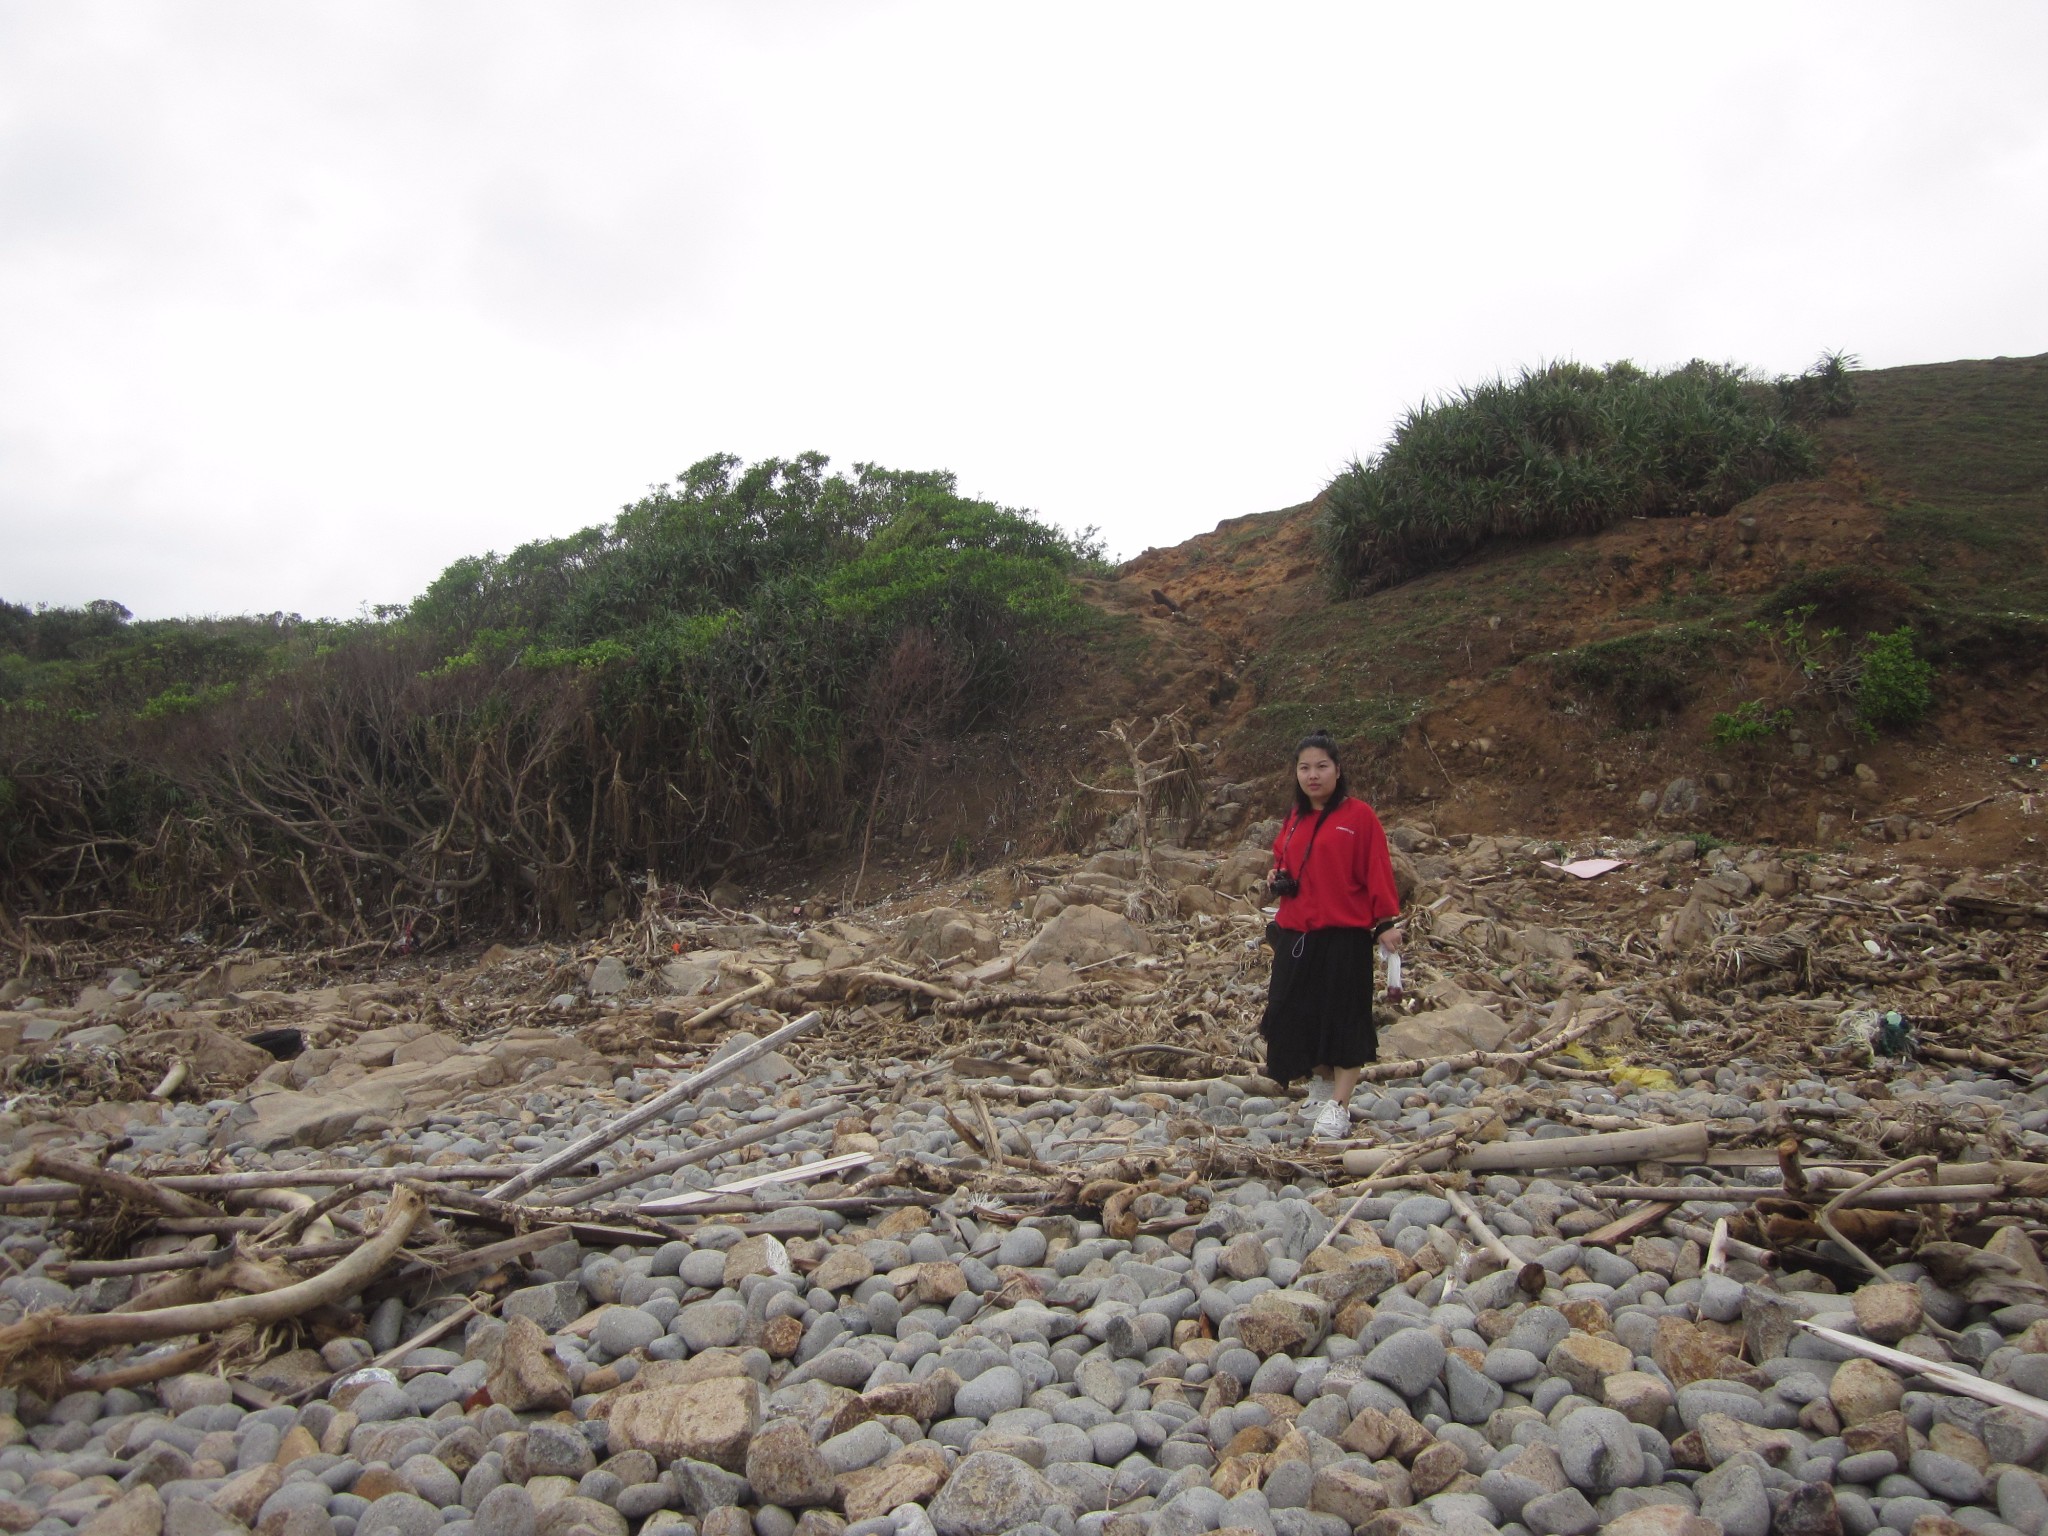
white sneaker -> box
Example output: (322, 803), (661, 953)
(1304, 1075), (1332, 1103)
(1312, 1099), (1350, 1139)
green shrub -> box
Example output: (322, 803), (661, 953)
(1709, 699), (1791, 747)
(1, 453), (1105, 940)
(1856, 626), (1935, 732)
(1319, 359), (1822, 595)
(1776, 351), (1861, 422)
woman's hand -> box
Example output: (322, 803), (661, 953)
(1379, 923), (1405, 953)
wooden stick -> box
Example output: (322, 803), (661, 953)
(63, 1340), (218, 1392)
(153, 1166), (516, 1193)
(638, 1150), (875, 1214)
(551, 1097), (849, 1205)
(617, 1192), (935, 1218)
(1917, 1042), (2021, 1071)
(1438, 1182), (1526, 1271)
(1663, 1216), (1774, 1269)
(24, 1152), (217, 1218)
(669, 978), (777, 1034)
(150, 1061), (188, 1100)
(0, 1186), (82, 1207)
(53, 1240), (359, 1282)
(1798, 1321), (2048, 1425)
(1349, 1012), (1604, 1086)
(486, 1011), (824, 1200)
(1818, 1155), (1936, 1283)
(0, 1187), (425, 1353)
(1342, 1122), (1709, 1178)
(379, 1224), (574, 1292)
(1576, 1202), (1680, 1249)
(1581, 1183), (2005, 1207)
(369, 1293), (494, 1372)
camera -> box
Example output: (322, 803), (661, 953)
(1268, 870), (1300, 898)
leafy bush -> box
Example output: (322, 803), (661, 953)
(1319, 359), (1823, 595)
(1855, 627), (1935, 732)
(1776, 351), (1860, 423)
(0, 454), (1104, 941)
(1709, 699), (1791, 747)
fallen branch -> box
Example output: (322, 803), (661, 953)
(1663, 1216), (1774, 1269)
(53, 1239), (359, 1282)
(62, 1340), (218, 1393)
(486, 1010), (824, 1200)
(1798, 1320), (2048, 1425)
(667, 977), (777, 1035)
(638, 1150), (875, 1214)
(0, 1186), (424, 1360)
(23, 1152), (218, 1219)
(1437, 1181), (1525, 1271)
(1342, 1121), (1709, 1179)
(1581, 1182), (2005, 1207)
(552, 1097), (849, 1205)
(1351, 1011), (1603, 1085)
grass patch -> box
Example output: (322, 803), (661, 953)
(1241, 693), (1429, 760)
(1549, 624), (1726, 728)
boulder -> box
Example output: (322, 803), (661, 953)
(1378, 1002), (1512, 1060)
(605, 1376), (761, 1472)
(1019, 903), (1153, 968)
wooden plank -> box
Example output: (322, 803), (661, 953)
(1578, 1201), (1680, 1249)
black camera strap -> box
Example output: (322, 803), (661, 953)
(1278, 800), (1339, 882)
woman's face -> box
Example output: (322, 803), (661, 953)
(1296, 748), (1338, 805)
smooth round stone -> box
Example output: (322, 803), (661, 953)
(954, 1365), (1027, 1422)
(1089, 1423), (1139, 1465)
(1839, 1451), (1899, 1484)
(1212, 1348), (1259, 1388)
(678, 1252), (727, 1289)
(675, 1301), (747, 1352)
(995, 1228), (1049, 1269)
(1909, 1449), (1987, 1504)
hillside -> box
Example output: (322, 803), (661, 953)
(1044, 352), (2048, 870)
(5, 353), (2044, 950)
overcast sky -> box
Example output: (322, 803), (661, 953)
(3, 3), (2044, 621)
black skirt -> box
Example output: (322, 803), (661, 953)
(1259, 923), (1378, 1085)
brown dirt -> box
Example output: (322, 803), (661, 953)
(1025, 466), (2046, 872)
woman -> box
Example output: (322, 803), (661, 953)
(1259, 731), (1404, 1139)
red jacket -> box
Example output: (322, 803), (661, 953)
(1270, 796), (1402, 933)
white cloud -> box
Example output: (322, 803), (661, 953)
(1, 1), (2043, 618)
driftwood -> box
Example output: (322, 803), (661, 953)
(63, 1339), (218, 1392)
(667, 976), (777, 1035)
(1799, 1320), (2048, 1424)
(1664, 1215), (1774, 1268)
(0, 1186), (424, 1361)
(1438, 1181), (1526, 1272)
(53, 1239), (359, 1282)
(554, 1097), (850, 1205)
(639, 1150), (875, 1214)
(1352, 1012), (1602, 1086)
(977, 1074), (1283, 1102)
(1342, 1121), (1709, 1178)
(1583, 1182), (2006, 1207)
(487, 1010), (824, 1200)
(22, 1152), (217, 1218)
